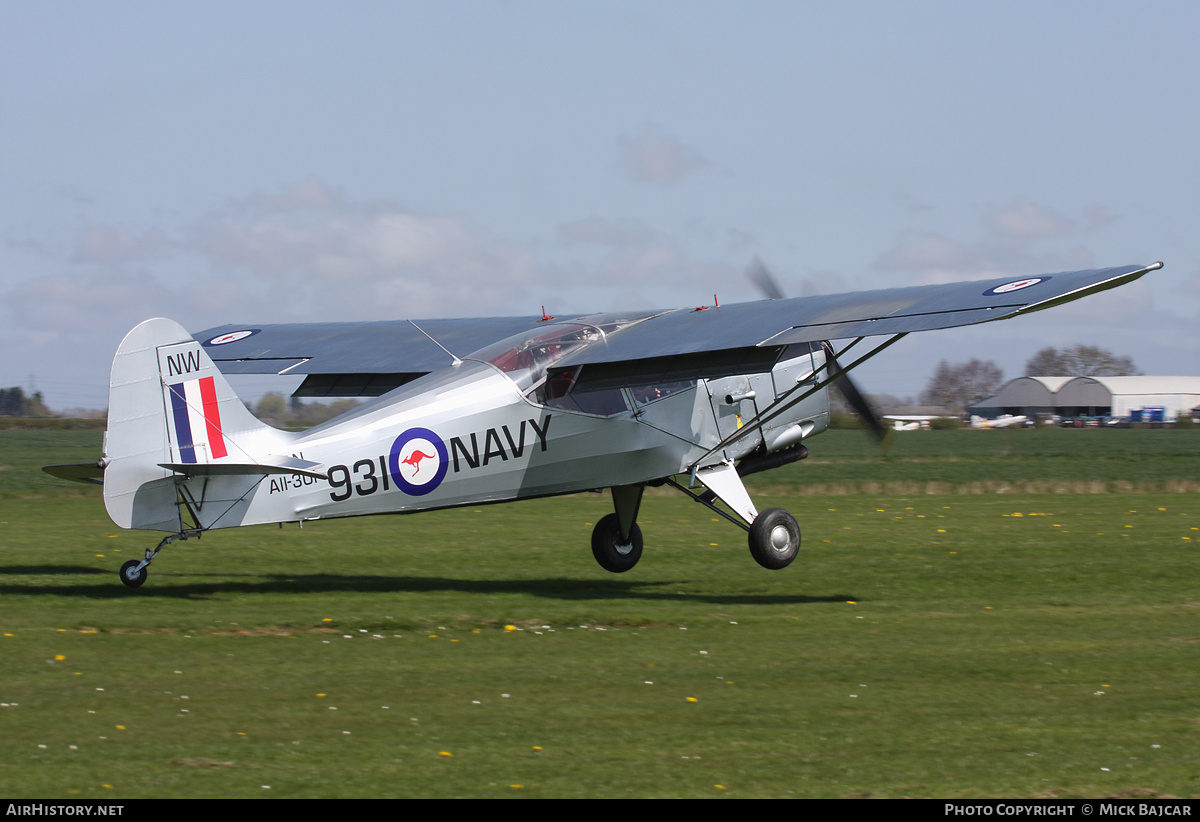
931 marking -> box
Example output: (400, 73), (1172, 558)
(328, 456), (390, 501)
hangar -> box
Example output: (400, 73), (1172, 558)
(971, 376), (1072, 417)
(971, 376), (1200, 421)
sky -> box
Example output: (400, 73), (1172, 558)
(3, 0), (1198, 411)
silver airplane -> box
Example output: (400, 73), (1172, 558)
(45, 262), (1160, 587)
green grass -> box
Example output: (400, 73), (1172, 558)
(0, 429), (1197, 797)
(750, 428), (1200, 494)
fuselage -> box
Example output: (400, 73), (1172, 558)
(212, 347), (829, 529)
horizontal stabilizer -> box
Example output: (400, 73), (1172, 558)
(158, 456), (327, 479)
(42, 462), (105, 485)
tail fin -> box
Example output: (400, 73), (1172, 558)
(104, 318), (298, 531)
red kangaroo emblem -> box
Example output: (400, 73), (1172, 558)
(401, 449), (435, 476)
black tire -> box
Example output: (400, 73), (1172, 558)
(119, 560), (147, 589)
(591, 513), (643, 573)
(748, 508), (800, 570)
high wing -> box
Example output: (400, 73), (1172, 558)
(193, 263), (1160, 395)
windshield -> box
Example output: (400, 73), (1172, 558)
(467, 322), (606, 394)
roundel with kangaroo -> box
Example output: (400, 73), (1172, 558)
(388, 427), (449, 496)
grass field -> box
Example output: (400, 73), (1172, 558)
(1, 429), (1197, 797)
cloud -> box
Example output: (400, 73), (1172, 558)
(875, 197), (1098, 285)
(71, 225), (173, 264)
(618, 128), (711, 185)
(1082, 205), (1118, 231)
(187, 193), (541, 319)
(874, 232), (969, 273)
(232, 176), (348, 213)
(982, 197), (1073, 240)
(6, 270), (178, 333)
(557, 216), (655, 248)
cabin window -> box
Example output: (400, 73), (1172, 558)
(535, 366), (628, 416)
(629, 380), (696, 406)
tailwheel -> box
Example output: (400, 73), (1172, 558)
(119, 559), (148, 588)
(748, 508), (800, 570)
(591, 513), (643, 573)
(116, 530), (196, 588)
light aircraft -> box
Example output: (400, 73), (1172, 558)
(970, 414), (1029, 429)
(45, 261), (1161, 587)
(882, 415), (943, 431)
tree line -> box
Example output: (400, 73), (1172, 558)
(0, 387), (52, 417)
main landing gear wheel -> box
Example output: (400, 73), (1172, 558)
(748, 508), (800, 570)
(591, 513), (643, 573)
(119, 560), (148, 589)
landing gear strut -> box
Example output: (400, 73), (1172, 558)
(666, 463), (801, 571)
(118, 530), (197, 588)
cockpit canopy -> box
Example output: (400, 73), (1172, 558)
(467, 322), (608, 394)
(466, 316), (660, 416)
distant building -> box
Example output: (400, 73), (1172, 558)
(969, 376), (1200, 421)
(969, 376), (1072, 418)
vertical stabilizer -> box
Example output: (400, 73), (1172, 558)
(104, 318), (288, 531)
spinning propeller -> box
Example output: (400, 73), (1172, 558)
(745, 257), (890, 446)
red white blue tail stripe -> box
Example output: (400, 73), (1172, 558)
(168, 376), (228, 463)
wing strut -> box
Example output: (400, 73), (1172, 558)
(690, 333), (908, 470)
